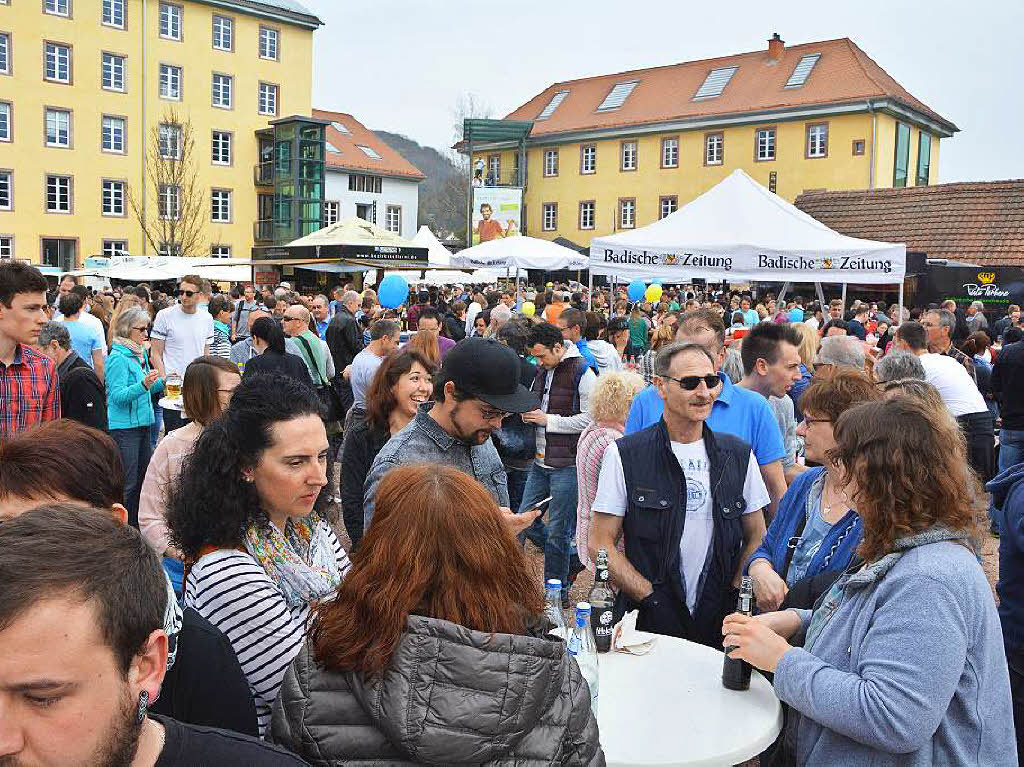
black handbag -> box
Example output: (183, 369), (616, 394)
(295, 335), (343, 422)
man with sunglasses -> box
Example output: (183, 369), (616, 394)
(150, 275), (213, 433)
(589, 341), (770, 647)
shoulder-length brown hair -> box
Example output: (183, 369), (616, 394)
(365, 350), (435, 431)
(310, 464), (544, 674)
(829, 398), (983, 562)
(183, 355), (241, 425)
(405, 330), (440, 368)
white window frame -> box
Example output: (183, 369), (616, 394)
(661, 137), (678, 168)
(543, 149), (558, 177)
(258, 82), (278, 116)
(659, 196), (677, 219)
(102, 239), (127, 256)
(580, 144), (596, 174)
(0, 102), (10, 142)
(0, 235), (13, 259)
(44, 0), (70, 17)
(258, 26), (279, 60)
(621, 141), (638, 171)
(487, 154), (500, 182)
(211, 73), (232, 109)
(0, 171), (11, 211)
(158, 183), (181, 220)
(324, 200), (340, 225)
(211, 130), (231, 165)
(158, 123), (181, 160)
(46, 175), (72, 213)
(212, 15), (233, 51)
(619, 198), (636, 229)
(579, 201), (595, 230)
(542, 202), (557, 232)
(210, 245), (231, 258)
(756, 128), (776, 161)
(210, 188), (232, 223)
(101, 52), (125, 92)
(102, 0), (125, 29)
(101, 179), (125, 216)
(806, 123), (828, 159)
(101, 115), (125, 153)
(0, 32), (10, 75)
(705, 133), (724, 165)
(45, 108), (72, 149)
(384, 205), (401, 233)
(159, 64), (181, 101)
(44, 43), (71, 84)
(159, 3), (182, 41)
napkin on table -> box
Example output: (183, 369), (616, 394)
(612, 610), (657, 654)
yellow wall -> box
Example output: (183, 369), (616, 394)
(0, 0), (314, 266)
(475, 112), (941, 241)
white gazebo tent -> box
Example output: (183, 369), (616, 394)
(453, 236), (589, 271)
(589, 169), (906, 309)
(413, 225), (454, 268)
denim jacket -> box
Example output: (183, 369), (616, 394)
(363, 403), (509, 530)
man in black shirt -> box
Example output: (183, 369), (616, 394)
(0, 505), (306, 766)
(37, 321), (108, 430)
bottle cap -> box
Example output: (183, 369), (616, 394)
(545, 578), (562, 588)
(575, 601), (591, 614)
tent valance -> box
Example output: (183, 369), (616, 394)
(452, 236), (588, 271)
(259, 218), (429, 265)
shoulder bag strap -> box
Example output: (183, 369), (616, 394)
(295, 334), (327, 386)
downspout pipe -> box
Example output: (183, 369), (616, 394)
(867, 99), (876, 190)
(141, 0), (148, 254)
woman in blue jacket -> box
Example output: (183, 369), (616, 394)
(746, 370), (880, 610)
(106, 306), (164, 526)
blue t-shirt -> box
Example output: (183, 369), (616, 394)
(786, 471), (834, 586)
(62, 318), (105, 370)
(624, 374), (786, 466)
(741, 308), (760, 327)
(788, 307), (805, 323)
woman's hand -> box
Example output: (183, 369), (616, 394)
(142, 370), (159, 390)
(749, 559), (788, 612)
(754, 609), (803, 641)
(722, 613), (794, 673)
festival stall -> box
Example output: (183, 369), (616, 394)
(452, 236), (589, 271)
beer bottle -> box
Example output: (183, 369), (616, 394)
(722, 575), (754, 691)
(589, 548), (615, 653)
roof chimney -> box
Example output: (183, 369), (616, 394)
(768, 32), (785, 61)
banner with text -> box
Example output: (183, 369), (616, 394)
(472, 187), (523, 245)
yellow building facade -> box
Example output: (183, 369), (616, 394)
(0, 0), (319, 271)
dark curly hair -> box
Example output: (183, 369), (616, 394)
(167, 372), (326, 562)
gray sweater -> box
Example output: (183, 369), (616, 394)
(775, 527), (1016, 766)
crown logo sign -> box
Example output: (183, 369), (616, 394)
(979, 272), (996, 284)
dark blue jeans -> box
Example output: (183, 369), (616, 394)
(505, 466), (530, 521)
(111, 426), (152, 528)
(518, 463), (578, 598)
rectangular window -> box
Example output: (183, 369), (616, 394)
(618, 198), (636, 229)
(704, 132), (724, 165)
(210, 245), (231, 258)
(620, 140), (637, 171)
(806, 123), (828, 158)
(159, 3), (182, 40)
(659, 196), (678, 219)
(212, 15), (233, 51)
(44, 0), (69, 16)
(543, 149), (558, 177)
(159, 64), (181, 100)
(347, 174), (382, 193)
(852, 139), (865, 156)
(102, 239), (127, 256)
(893, 122), (911, 188)
(258, 82), (278, 116)
(487, 154), (500, 183)
(44, 43), (71, 83)
(101, 179), (124, 215)
(385, 205), (401, 233)
(542, 202), (557, 232)
(916, 132), (931, 186)
(210, 189), (231, 222)
(0, 236), (14, 259)
(0, 33), (8, 75)
(102, 0), (124, 28)
(158, 122), (181, 159)
(212, 73), (232, 108)
(0, 171), (11, 210)
(0, 102), (10, 141)
(661, 137), (678, 168)
(756, 127), (776, 161)
(101, 116), (125, 153)
(45, 108), (71, 148)
(101, 53), (125, 91)
(46, 175), (71, 213)
(158, 183), (180, 219)
(580, 143), (596, 174)
(579, 200), (595, 230)
(211, 130), (231, 165)
(259, 26), (278, 60)
(357, 144), (382, 159)
(324, 200), (340, 225)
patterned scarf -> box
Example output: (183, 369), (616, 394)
(242, 515), (342, 608)
(115, 337), (147, 360)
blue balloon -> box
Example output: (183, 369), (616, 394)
(379, 273), (409, 309)
(627, 279), (646, 301)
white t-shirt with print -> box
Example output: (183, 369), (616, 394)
(151, 304), (214, 376)
(593, 439), (769, 613)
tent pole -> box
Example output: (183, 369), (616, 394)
(898, 280), (905, 324)
(841, 282), (847, 308)
(778, 281), (790, 304)
(815, 282), (826, 307)
(588, 271), (593, 310)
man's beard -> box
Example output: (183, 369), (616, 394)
(450, 402), (493, 445)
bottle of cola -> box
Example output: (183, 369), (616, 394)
(722, 575), (754, 690)
(589, 548), (615, 653)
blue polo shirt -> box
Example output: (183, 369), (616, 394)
(624, 373), (785, 466)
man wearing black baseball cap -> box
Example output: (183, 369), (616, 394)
(362, 338), (541, 532)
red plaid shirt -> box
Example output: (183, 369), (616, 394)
(0, 344), (60, 435)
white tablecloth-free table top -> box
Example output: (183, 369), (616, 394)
(157, 397), (184, 412)
(596, 633), (782, 767)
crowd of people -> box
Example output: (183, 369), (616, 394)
(2, 257), (1024, 765)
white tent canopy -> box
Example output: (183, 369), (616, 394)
(71, 255), (252, 282)
(589, 170), (905, 285)
(412, 225), (454, 267)
(452, 236), (589, 271)
(382, 268), (504, 286)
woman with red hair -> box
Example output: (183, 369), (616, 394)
(271, 464), (604, 765)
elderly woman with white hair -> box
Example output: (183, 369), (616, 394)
(874, 350), (927, 383)
(814, 334), (866, 373)
(106, 305), (165, 526)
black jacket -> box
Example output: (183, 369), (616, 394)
(326, 307), (363, 372)
(57, 352), (108, 430)
(993, 341), (1024, 430)
(339, 412), (391, 549)
(242, 349), (312, 387)
(443, 311), (467, 342)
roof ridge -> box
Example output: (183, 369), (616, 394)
(842, 39), (888, 97)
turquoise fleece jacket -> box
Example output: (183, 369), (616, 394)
(106, 344), (164, 430)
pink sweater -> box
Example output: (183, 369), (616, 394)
(575, 422), (624, 571)
(139, 421), (203, 554)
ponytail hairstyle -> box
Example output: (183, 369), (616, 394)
(250, 316), (286, 354)
(166, 372), (324, 561)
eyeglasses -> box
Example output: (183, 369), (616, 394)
(803, 417), (832, 426)
(478, 405), (511, 421)
(283, 315), (303, 322)
(175, 289), (197, 297)
(663, 374), (722, 391)
(131, 325), (149, 332)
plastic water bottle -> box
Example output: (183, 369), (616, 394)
(567, 602), (599, 713)
(544, 579), (567, 639)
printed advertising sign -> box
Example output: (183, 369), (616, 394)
(920, 266), (1024, 313)
(472, 187), (522, 245)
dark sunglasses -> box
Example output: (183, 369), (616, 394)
(175, 289), (197, 297)
(664, 374), (722, 391)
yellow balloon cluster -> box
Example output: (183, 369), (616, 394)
(644, 284), (664, 302)
(521, 301), (536, 317)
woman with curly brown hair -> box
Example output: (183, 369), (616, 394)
(271, 464), (604, 766)
(722, 397), (1014, 766)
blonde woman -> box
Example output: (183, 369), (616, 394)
(790, 321), (818, 419)
(575, 370), (645, 571)
(107, 293), (140, 349)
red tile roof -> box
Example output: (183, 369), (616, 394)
(313, 109), (425, 181)
(794, 181), (1024, 266)
(503, 37), (956, 139)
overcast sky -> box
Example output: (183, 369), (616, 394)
(303, 0), (1022, 184)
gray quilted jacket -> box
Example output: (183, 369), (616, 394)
(270, 615), (605, 766)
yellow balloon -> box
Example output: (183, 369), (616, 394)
(645, 284), (664, 302)
(521, 301), (536, 317)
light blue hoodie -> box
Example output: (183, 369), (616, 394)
(774, 527), (1016, 766)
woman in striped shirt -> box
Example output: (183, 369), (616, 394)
(167, 372), (350, 736)
(208, 295), (234, 358)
